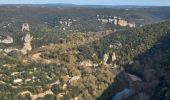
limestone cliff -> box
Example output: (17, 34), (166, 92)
(118, 19), (128, 27)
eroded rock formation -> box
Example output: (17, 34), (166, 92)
(103, 53), (109, 65)
(21, 34), (33, 55)
(22, 23), (30, 32)
(112, 52), (116, 62)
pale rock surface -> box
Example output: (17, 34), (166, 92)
(79, 60), (93, 67)
(69, 75), (81, 83)
(128, 23), (136, 27)
(0, 36), (13, 44)
(22, 23), (30, 32)
(103, 53), (109, 65)
(13, 78), (22, 83)
(21, 34), (33, 55)
(4, 48), (19, 53)
(112, 52), (116, 62)
(118, 19), (128, 26)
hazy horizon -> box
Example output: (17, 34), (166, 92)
(0, 0), (170, 6)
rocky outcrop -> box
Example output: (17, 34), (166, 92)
(112, 52), (116, 62)
(21, 34), (33, 55)
(112, 52), (118, 68)
(0, 34), (33, 55)
(102, 52), (118, 68)
(31, 53), (51, 64)
(4, 48), (19, 53)
(79, 60), (93, 67)
(69, 75), (81, 83)
(114, 16), (135, 27)
(21, 23), (30, 32)
(98, 15), (136, 27)
(114, 16), (118, 25)
(13, 78), (22, 84)
(103, 53), (109, 65)
(118, 19), (128, 27)
(113, 16), (128, 27)
(128, 23), (136, 28)
(0, 36), (13, 44)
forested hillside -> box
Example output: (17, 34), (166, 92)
(0, 5), (170, 100)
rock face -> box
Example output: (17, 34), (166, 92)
(0, 36), (13, 44)
(21, 34), (33, 55)
(98, 16), (136, 27)
(128, 23), (136, 27)
(112, 52), (118, 68)
(22, 23), (30, 32)
(114, 16), (118, 25)
(114, 17), (128, 27)
(118, 19), (128, 26)
(102, 52), (117, 67)
(112, 52), (116, 62)
(103, 53), (109, 65)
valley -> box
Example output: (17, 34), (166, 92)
(0, 4), (170, 100)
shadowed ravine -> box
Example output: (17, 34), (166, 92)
(97, 27), (170, 100)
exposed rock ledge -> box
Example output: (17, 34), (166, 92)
(0, 36), (13, 44)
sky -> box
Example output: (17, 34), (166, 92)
(0, 0), (170, 6)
